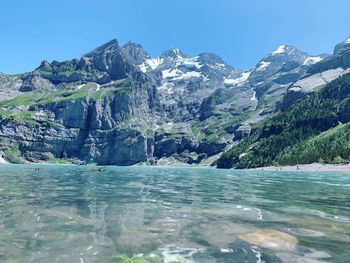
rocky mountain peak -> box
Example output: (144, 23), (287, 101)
(37, 60), (52, 71)
(121, 41), (151, 65)
(87, 39), (120, 55)
(271, 45), (289, 55)
(271, 45), (298, 55)
(334, 36), (350, 55)
(197, 53), (226, 65)
(161, 48), (187, 60)
(79, 38), (133, 80)
(265, 45), (310, 64)
(249, 44), (326, 84)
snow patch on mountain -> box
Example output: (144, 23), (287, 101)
(257, 61), (271, 71)
(76, 84), (85, 90)
(224, 71), (251, 86)
(215, 63), (226, 68)
(175, 56), (202, 69)
(158, 82), (176, 94)
(171, 48), (183, 57)
(139, 54), (202, 73)
(303, 56), (324, 65)
(140, 57), (164, 72)
(272, 45), (287, 55)
(173, 71), (201, 80)
(250, 90), (258, 102)
(162, 69), (201, 80)
(162, 69), (181, 79)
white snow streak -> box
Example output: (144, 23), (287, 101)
(224, 71), (251, 85)
(176, 56), (202, 69)
(162, 69), (181, 79)
(256, 61), (271, 71)
(76, 84), (85, 90)
(272, 45), (286, 55)
(162, 69), (201, 80)
(250, 91), (258, 102)
(139, 57), (164, 72)
(139, 53), (202, 73)
(303, 56), (323, 65)
(173, 71), (201, 80)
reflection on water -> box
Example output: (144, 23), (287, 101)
(0, 165), (349, 262)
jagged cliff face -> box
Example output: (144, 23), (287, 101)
(0, 40), (161, 165)
(0, 37), (349, 165)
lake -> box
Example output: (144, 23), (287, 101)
(0, 165), (349, 262)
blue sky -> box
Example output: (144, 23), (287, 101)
(1, 0), (349, 74)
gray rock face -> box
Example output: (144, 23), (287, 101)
(334, 36), (350, 54)
(249, 45), (311, 84)
(0, 74), (23, 101)
(281, 41), (350, 110)
(136, 48), (244, 122)
(0, 119), (150, 165)
(121, 42), (151, 65)
(308, 38), (350, 75)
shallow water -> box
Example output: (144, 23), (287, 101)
(0, 165), (349, 263)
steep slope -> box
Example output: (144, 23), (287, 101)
(217, 73), (350, 168)
(121, 43), (259, 162)
(125, 44), (248, 122)
(280, 37), (350, 109)
(200, 44), (328, 145)
(0, 40), (161, 165)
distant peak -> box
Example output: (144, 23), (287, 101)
(172, 48), (183, 55)
(161, 48), (187, 59)
(271, 45), (297, 55)
(84, 38), (120, 57)
(121, 41), (150, 64)
(272, 45), (287, 55)
(97, 38), (119, 49)
(334, 35), (350, 54)
(122, 41), (143, 49)
(198, 52), (225, 64)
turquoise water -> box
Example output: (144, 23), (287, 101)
(0, 165), (349, 263)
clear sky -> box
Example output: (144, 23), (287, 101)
(1, 0), (349, 74)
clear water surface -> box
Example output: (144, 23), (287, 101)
(0, 165), (349, 263)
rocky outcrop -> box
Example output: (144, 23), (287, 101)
(308, 39), (350, 75)
(0, 118), (151, 165)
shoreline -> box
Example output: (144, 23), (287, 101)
(1, 160), (350, 173)
(251, 163), (350, 172)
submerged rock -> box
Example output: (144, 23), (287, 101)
(193, 221), (253, 248)
(239, 229), (298, 251)
(112, 254), (163, 263)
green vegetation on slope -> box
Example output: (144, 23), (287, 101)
(1, 94), (38, 107)
(0, 79), (132, 126)
(277, 123), (350, 165)
(217, 73), (350, 168)
(2, 143), (23, 163)
(0, 108), (36, 124)
(192, 112), (249, 143)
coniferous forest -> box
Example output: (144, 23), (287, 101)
(217, 73), (350, 168)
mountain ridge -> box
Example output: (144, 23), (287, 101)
(0, 36), (349, 166)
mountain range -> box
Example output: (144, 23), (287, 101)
(0, 36), (349, 167)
